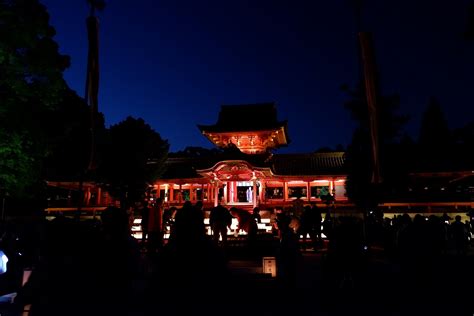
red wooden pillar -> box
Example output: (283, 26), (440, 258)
(306, 181), (311, 201)
(214, 182), (219, 207)
(330, 179), (336, 198)
(97, 187), (102, 206)
(252, 179), (257, 208)
(85, 187), (91, 206)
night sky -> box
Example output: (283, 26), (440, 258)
(41, 0), (474, 153)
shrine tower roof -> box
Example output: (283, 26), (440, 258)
(197, 102), (288, 134)
(197, 102), (289, 153)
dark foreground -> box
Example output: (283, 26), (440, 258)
(5, 245), (472, 316)
(158, 248), (473, 316)
(1, 213), (473, 316)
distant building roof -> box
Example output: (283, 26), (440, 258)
(270, 152), (346, 176)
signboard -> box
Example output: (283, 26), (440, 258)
(262, 256), (277, 277)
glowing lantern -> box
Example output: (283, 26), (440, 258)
(262, 256), (277, 277)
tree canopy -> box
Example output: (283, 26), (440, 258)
(43, 89), (105, 181)
(419, 97), (450, 149)
(169, 146), (222, 158)
(415, 97), (453, 171)
(0, 0), (70, 198)
(98, 117), (169, 207)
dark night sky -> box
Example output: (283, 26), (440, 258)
(41, 0), (474, 153)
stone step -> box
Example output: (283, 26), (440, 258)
(230, 267), (263, 275)
(227, 260), (277, 282)
(228, 260), (261, 267)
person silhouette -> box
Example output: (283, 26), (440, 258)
(209, 204), (232, 246)
(451, 215), (468, 255)
(252, 207), (261, 224)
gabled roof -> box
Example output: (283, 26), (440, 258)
(197, 102), (288, 134)
(159, 151), (347, 180)
(160, 150), (271, 180)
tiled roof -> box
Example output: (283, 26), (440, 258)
(159, 151), (346, 179)
(160, 151), (271, 179)
(160, 158), (203, 179)
(270, 152), (346, 176)
(197, 102), (287, 133)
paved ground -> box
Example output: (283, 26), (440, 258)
(1, 240), (473, 316)
(133, 241), (473, 316)
(220, 244), (474, 316)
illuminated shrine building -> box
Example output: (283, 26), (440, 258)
(198, 103), (289, 154)
(155, 103), (348, 209)
(46, 102), (473, 215)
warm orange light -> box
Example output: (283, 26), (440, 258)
(204, 129), (286, 154)
(262, 257), (277, 277)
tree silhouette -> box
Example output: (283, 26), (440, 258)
(0, 0), (70, 200)
(98, 117), (169, 208)
(43, 89), (105, 181)
(453, 121), (474, 164)
(419, 97), (450, 149)
(342, 83), (409, 209)
(169, 146), (222, 158)
(465, 1), (474, 40)
(416, 97), (453, 171)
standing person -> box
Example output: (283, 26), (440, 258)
(323, 210), (334, 242)
(275, 208), (291, 240)
(292, 194), (304, 219)
(451, 215), (468, 255)
(290, 195), (304, 245)
(278, 213), (302, 288)
(230, 207), (258, 257)
(300, 205), (314, 251)
(252, 207), (261, 224)
(299, 203), (323, 248)
(172, 201), (206, 247)
(194, 201), (206, 234)
(138, 201), (149, 244)
(148, 198), (163, 251)
(312, 203), (323, 248)
(209, 204), (232, 246)
(161, 206), (178, 245)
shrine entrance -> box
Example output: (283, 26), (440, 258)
(226, 181), (256, 205)
(197, 160), (273, 207)
(236, 181), (253, 203)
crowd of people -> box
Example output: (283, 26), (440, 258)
(138, 200), (267, 250)
(0, 208), (142, 315)
(136, 198), (473, 262)
(1, 201), (473, 315)
(365, 211), (473, 257)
